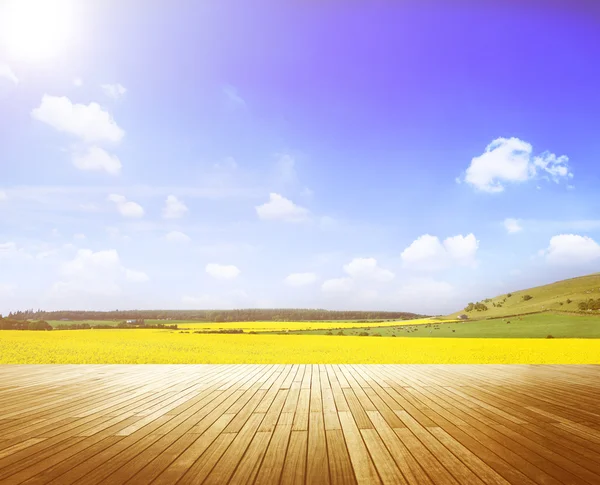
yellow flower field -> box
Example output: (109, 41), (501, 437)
(1, 329), (599, 364)
(176, 317), (444, 332)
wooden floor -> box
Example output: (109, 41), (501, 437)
(1, 366), (600, 485)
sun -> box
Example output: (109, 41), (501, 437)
(1, 0), (73, 61)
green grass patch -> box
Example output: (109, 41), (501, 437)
(282, 313), (600, 338)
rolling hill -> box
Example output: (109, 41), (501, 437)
(448, 273), (600, 320)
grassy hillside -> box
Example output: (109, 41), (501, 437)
(448, 273), (600, 320)
(286, 313), (600, 338)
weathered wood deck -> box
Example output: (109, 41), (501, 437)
(1, 365), (599, 484)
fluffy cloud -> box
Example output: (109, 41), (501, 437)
(284, 272), (318, 287)
(322, 257), (394, 295)
(542, 234), (600, 265)
(31, 95), (124, 143)
(107, 194), (145, 218)
(0, 242), (31, 260)
(101, 83), (127, 99)
(163, 195), (188, 219)
(106, 227), (131, 242)
(0, 190), (7, 201)
(463, 137), (571, 193)
(321, 277), (354, 293)
(205, 263), (241, 280)
(401, 233), (479, 271)
(52, 249), (148, 297)
(0, 64), (18, 85)
(72, 146), (122, 175)
(165, 231), (191, 243)
(125, 269), (150, 282)
(343, 258), (394, 282)
(256, 193), (309, 222)
(504, 218), (523, 234)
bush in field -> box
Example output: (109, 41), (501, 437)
(359, 332), (369, 337)
(522, 295), (533, 301)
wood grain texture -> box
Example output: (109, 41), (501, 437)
(0, 364), (599, 484)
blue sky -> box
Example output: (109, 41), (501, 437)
(1, 0), (600, 314)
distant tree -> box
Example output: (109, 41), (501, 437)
(522, 295), (533, 301)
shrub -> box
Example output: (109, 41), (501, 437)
(507, 293), (512, 297)
(522, 295), (533, 301)
(546, 334), (555, 339)
(359, 332), (369, 337)
(566, 298), (572, 304)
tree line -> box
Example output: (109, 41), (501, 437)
(5, 309), (426, 322)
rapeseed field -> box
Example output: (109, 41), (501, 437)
(1, 329), (598, 364)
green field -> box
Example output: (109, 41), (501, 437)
(285, 313), (600, 338)
(447, 273), (600, 319)
(48, 319), (195, 327)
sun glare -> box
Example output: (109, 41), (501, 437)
(2, 0), (73, 61)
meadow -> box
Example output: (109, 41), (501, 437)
(290, 313), (600, 338)
(46, 317), (440, 330)
(1, 328), (599, 364)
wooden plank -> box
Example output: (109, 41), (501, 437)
(1, 364), (600, 485)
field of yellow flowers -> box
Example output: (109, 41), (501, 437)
(1, 329), (599, 364)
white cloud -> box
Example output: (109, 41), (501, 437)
(73, 77), (83, 87)
(463, 137), (571, 193)
(107, 194), (144, 218)
(163, 195), (188, 219)
(256, 193), (309, 222)
(401, 233), (479, 271)
(504, 218), (523, 234)
(0, 242), (31, 260)
(321, 277), (354, 293)
(106, 227), (131, 242)
(72, 146), (122, 175)
(542, 234), (600, 266)
(125, 269), (150, 282)
(165, 231), (191, 243)
(533, 152), (573, 183)
(101, 83), (127, 100)
(223, 85), (246, 109)
(31, 95), (124, 143)
(0, 64), (18, 85)
(343, 257), (394, 282)
(284, 272), (317, 287)
(206, 263), (240, 280)
(51, 249), (147, 298)
(0, 190), (7, 201)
